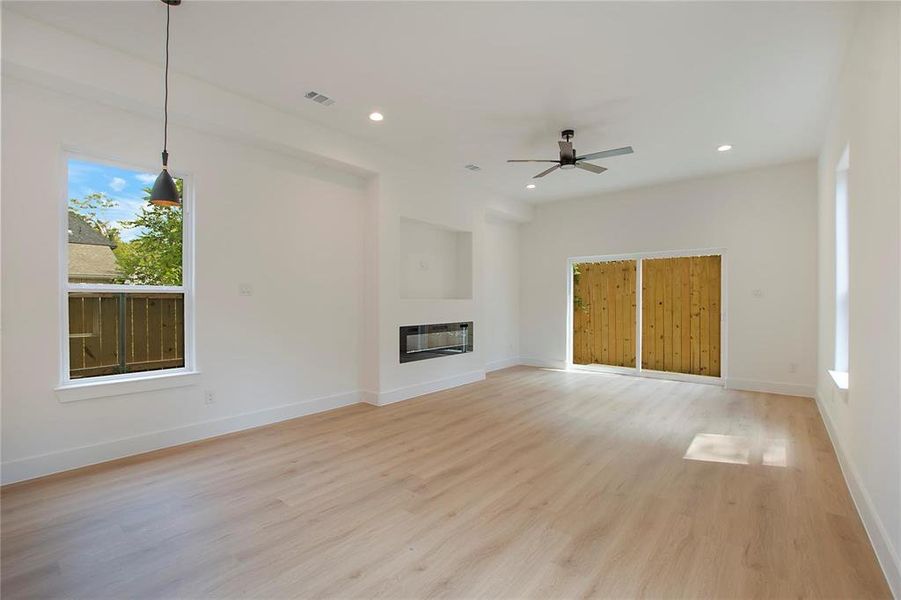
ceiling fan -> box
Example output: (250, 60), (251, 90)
(507, 129), (634, 178)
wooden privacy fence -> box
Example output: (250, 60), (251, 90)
(572, 260), (637, 367)
(572, 254), (722, 377)
(642, 255), (721, 377)
(68, 293), (185, 379)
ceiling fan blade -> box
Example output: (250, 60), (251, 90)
(558, 140), (574, 161)
(507, 159), (560, 163)
(576, 162), (608, 175)
(576, 146), (634, 161)
(533, 164), (561, 178)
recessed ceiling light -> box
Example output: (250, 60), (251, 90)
(369, 112), (384, 122)
(526, 184), (536, 189)
(717, 144), (733, 152)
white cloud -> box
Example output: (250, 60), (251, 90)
(109, 177), (127, 192)
(135, 173), (156, 184)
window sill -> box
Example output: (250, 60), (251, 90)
(55, 370), (200, 403)
(828, 370), (849, 401)
(828, 369), (849, 390)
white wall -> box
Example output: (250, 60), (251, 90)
(1, 77), (367, 481)
(520, 160), (818, 396)
(483, 216), (520, 371)
(0, 10), (527, 481)
(815, 3), (901, 594)
(399, 218), (472, 300)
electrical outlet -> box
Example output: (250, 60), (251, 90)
(204, 391), (215, 405)
(752, 288), (764, 298)
(239, 283), (253, 296)
(789, 362), (798, 374)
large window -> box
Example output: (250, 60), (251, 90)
(63, 156), (192, 382)
(834, 147), (850, 377)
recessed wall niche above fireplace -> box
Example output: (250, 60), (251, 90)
(399, 218), (473, 300)
(400, 322), (474, 363)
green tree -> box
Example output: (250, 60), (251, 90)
(573, 263), (588, 313)
(68, 192), (121, 245)
(114, 181), (183, 285)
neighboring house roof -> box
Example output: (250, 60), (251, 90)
(67, 213), (120, 283)
(68, 244), (121, 283)
(68, 212), (115, 248)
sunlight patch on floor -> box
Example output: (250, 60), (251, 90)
(684, 433), (789, 467)
(762, 438), (788, 467)
(684, 433), (751, 465)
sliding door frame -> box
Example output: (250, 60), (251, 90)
(566, 247), (728, 386)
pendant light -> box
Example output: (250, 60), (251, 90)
(150, 0), (181, 207)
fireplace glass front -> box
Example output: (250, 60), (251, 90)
(399, 322), (473, 363)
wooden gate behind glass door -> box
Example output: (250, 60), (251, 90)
(641, 255), (721, 377)
(572, 260), (637, 367)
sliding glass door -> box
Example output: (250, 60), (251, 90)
(571, 253), (722, 378)
(641, 255), (721, 377)
(572, 260), (637, 367)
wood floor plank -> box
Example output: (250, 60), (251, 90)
(0, 367), (891, 599)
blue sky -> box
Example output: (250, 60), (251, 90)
(67, 159), (159, 242)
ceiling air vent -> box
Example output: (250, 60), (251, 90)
(304, 91), (335, 106)
(464, 164), (481, 172)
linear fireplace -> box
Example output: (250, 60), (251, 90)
(399, 322), (473, 363)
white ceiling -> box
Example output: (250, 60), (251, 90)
(9, 1), (857, 203)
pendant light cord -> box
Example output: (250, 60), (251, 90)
(162, 2), (170, 166)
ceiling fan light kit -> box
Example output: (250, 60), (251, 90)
(507, 129), (633, 179)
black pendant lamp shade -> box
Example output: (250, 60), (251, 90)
(150, 151), (179, 207)
(150, 0), (181, 207)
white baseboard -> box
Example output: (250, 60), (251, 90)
(372, 370), (486, 406)
(815, 394), (901, 597)
(360, 390), (380, 406)
(1, 390), (361, 485)
(725, 377), (815, 398)
(519, 356), (567, 369)
(485, 357), (522, 372)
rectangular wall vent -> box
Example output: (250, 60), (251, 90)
(304, 91), (335, 106)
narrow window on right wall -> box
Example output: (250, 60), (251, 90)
(834, 145), (850, 380)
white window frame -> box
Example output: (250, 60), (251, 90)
(57, 151), (196, 395)
(830, 145), (850, 393)
(565, 247), (728, 386)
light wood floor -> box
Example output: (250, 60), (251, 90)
(1, 367), (891, 599)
